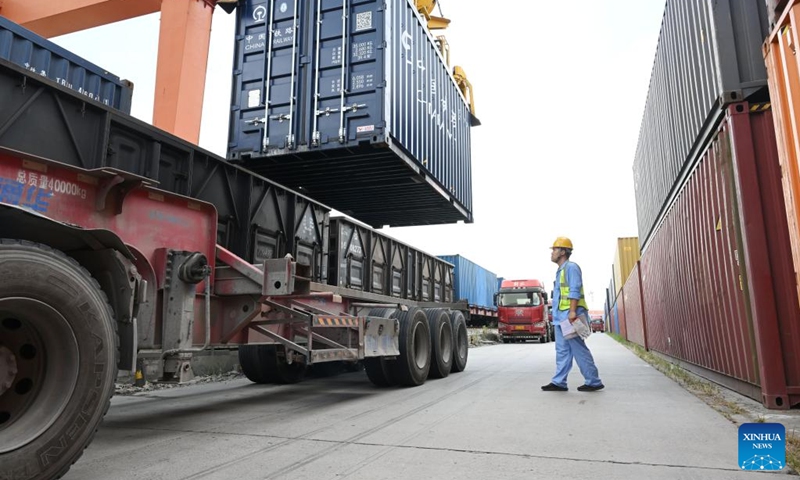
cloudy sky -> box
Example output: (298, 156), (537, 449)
(50, 0), (667, 308)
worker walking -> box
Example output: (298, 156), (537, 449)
(541, 237), (604, 392)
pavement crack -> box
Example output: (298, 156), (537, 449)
(299, 438), (744, 473)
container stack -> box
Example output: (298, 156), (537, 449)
(618, 0), (800, 410)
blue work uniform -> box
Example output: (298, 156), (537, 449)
(550, 261), (603, 389)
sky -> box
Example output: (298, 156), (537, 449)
(49, 0), (667, 309)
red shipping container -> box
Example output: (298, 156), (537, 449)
(623, 262), (647, 349)
(615, 289), (627, 341)
(639, 103), (800, 409)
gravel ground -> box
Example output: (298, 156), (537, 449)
(114, 370), (244, 395)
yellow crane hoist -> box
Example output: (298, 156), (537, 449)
(453, 65), (478, 123)
(415, 1), (478, 124)
(415, 0), (451, 29)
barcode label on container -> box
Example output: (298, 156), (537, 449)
(356, 12), (372, 31)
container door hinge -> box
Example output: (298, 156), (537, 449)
(286, 134), (296, 149)
(312, 131), (321, 146)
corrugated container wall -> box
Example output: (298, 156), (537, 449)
(640, 104), (800, 409)
(0, 16), (133, 113)
(764, 0), (800, 312)
(622, 262), (646, 348)
(437, 255), (498, 310)
(613, 237), (640, 294)
(633, 0), (769, 248)
(227, 0), (474, 228)
(328, 216), (453, 302)
(615, 290), (627, 340)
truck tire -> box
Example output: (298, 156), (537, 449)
(0, 240), (118, 480)
(239, 345), (305, 384)
(450, 310), (468, 373)
(364, 308), (398, 387)
(390, 308), (431, 386)
(239, 345), (273, 384)
(423, 309), (453, 379)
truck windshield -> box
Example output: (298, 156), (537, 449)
(498, 292), (541, 307)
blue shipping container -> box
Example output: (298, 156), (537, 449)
(438, 255), (497, 310)
(227, 0), (474, 228)
(0, 16), (133, 113)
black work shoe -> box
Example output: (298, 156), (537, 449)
(541, 383), (568, 391)
(577, 384), (605, 392)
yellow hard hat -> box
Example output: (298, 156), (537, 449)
(552, 237), (573, 249)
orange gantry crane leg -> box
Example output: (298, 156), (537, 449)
(0, 0), (216, 144)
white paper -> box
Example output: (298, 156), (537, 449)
(560, 319), (576, 337)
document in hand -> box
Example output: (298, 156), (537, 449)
(561, 314), (591, 340)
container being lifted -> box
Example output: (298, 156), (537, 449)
(226, 0), (477, 228)
(0, 45), (470, 480)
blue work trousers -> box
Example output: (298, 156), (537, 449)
(551, 320), (602, 388)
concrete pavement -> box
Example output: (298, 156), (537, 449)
(63, 334), (785, 479)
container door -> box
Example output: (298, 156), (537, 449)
(310, 0), (385, 148)
(230, 0), (309, 158)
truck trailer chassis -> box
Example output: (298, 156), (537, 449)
(0, 58), (469, 480)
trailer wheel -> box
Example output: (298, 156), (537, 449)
(238, 345), (305, 384)
(239, 345), (272, 384)
(423, 309), (453, 379)
(364, 308), (398, 387)
(0, 240), (118, 480)
(450, 310), (468, 373)
(390, 308), (431, 387)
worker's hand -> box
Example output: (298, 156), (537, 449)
(568, 311), (577, 323)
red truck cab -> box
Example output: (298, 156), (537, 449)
(495, 279), (553, 343)
(589, 310), (605, 333)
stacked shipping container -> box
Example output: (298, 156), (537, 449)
(619, 0), (800, 409)
(612, 237), (640, 295)
(632, 0), (769, 247)
(765, 0), (800, 310)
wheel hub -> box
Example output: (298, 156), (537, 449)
(0, 297), (80, 453)
(0, 345), (17, 397)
